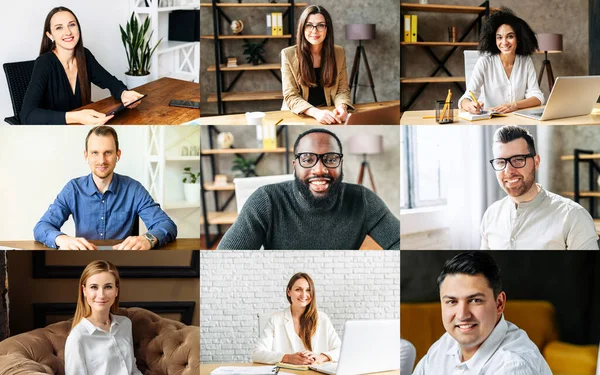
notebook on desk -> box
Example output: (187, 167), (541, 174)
(344, 104), (400, 125)
(308, 320), (400, 375)
(514, 76), (600, 121)
(458, 110), (507, 121)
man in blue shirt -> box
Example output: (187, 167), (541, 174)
(34, 126), (177, 250)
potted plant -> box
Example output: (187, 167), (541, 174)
(120, 13), (162, 88)
(242, 42), (265, 66)
(231, 156), (258, 177)
(182, 167), (201, 204)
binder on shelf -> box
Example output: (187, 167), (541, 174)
(271, 12), (277, 36)
(404, 14), (411, 42)
(277, 12), (283, 36)
(410, 14), (418, 42)
(266, 13), (272, 36)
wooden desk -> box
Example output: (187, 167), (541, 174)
(0, 238), (201, 250)
(77, 77), (200, 125)
(400, 104), (600, 125)
(199, 363), (400, 375)
(193, 100), (400, 125)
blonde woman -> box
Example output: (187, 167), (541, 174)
(64, 260), (142, 375)
(252, 272), (341, 365)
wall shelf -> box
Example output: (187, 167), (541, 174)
(207, 63), (281, 72)
(207, 91), (283, 102)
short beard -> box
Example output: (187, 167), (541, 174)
(295, 172), (344, 208)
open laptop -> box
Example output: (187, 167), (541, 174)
(514, 76), (600, 121)
(309, 320), (400, 375)
(344, 104), (400, 125)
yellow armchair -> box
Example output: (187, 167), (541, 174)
(401, 300), (598, 375)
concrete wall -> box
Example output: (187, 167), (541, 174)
(401, 0), (588, 111)
(200, 0), (400, 115)
(200, 250), (400, 363)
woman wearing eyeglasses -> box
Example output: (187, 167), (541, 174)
(281, 5), (354, 124)
(252, 272), (341, 365)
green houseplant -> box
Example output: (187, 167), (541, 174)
(182, 167), (200, 204)
(231, 157), (258, 177)
(243, 42), (265, 66)
(120, 13), (162, 87)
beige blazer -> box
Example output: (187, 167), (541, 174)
(280, 45), (354, 114)
(251, 308), (341, 365)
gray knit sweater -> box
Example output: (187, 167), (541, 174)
(217, 180), (400, 250)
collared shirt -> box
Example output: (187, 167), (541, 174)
(34, 173), (177, 248)
(458, 54), (545, 110)
(481, 185), (599, 250)
(412, 315), (552, 375)
(65, 314), (143, 375)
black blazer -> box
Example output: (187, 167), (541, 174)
(20, 47), (127, 125)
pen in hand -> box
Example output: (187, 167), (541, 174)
(468, 90), (483, 114)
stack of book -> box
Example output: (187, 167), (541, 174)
(226, 57), (238, 68)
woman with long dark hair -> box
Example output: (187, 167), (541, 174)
(459, 7), (544, 114)
(281, 5), (353, 124)
(20, 7), (144, 125)
(252, 272), (341, 365)
(64, 260), (142, 375)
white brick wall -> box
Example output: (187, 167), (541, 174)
(200, 251), (400, 363)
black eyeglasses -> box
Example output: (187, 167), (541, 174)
(295, 152), (343, 168)
(304, 23), (327, 33)
(489, 153), (535, 171)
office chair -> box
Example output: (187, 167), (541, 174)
(3, 60), (35, 125)
(233, 174), (294, 213)
(463, 50), (482, 87)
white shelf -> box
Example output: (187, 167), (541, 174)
(166, 155), (201, 161)
(157, 40), (198, 55)
(163, 200), (201, 210)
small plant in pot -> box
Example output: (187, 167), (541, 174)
(182, 167), (201, 204)
(231, 156), (258, 177)
(120, 13), (162, 88)
(243, 42), (265, 66)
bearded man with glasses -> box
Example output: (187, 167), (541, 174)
(216, 128), (399, 250)
(481, 125), (598, 250)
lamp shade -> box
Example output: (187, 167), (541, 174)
(346, 24), (376, 41)
(348, 134), (383, 155)
(537, 33), (563, 53)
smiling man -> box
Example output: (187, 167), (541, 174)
(412, 252), (552, 375)
(480, 125), (598, 250)
(216, 128), (399, 250)
(33, 126), (177, 250)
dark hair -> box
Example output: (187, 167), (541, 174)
(479, 7), (538, 56)
(437, 252), (503, 298)
(293, 128), (343, 154)
(85, 126), (119, 151)
(295, 5), (337, 88)
(493, 125), (536, 155)
(40, 7), (91, 105)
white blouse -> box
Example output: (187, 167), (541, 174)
(458, 54), (545, 110)
(252, 308), (341, 365)
(65, 314), (143, 375)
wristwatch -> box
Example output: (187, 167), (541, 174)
(144, 233), (158, 249)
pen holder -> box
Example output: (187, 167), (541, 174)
(435, 100), (454, 124)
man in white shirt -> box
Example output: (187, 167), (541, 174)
(481, 125), (599, 250)
(412, 252), (552, 375)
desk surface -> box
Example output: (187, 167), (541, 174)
(400, 104), (600, 125)
(194, 100), (400, 125)
(77, 77), (200, 125)
(0, 238), (201, 250)
(200, 363), (400, 375)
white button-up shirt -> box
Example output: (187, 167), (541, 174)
(481, 185), (599, 250)
(458, 54), (545, 110)
(65, 314), (143, 375)
(412, 315), (552, 375)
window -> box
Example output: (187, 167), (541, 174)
(401, 126), (448, 209)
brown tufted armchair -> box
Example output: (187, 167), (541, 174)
(0, 307), (199, 375)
